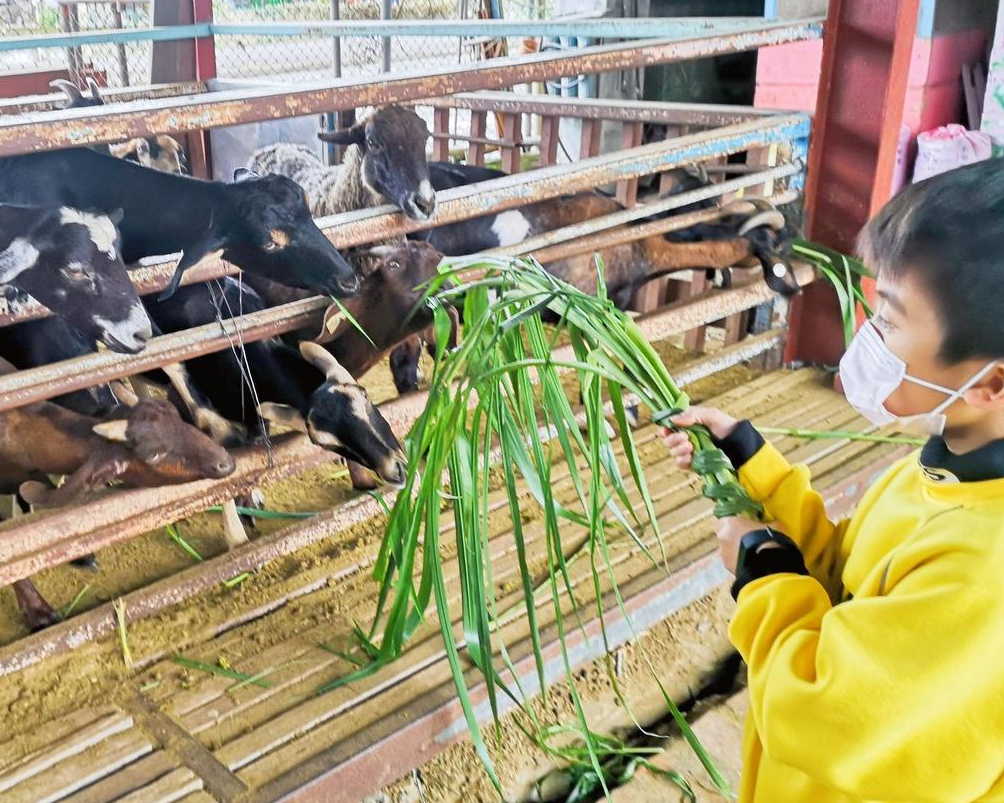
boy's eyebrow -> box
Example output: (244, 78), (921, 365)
(876, 288), (907, 316)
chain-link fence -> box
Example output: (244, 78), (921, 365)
(1, 0), (154, 89)
(0, 0), (549, 92)
(213, 0), (549, 83)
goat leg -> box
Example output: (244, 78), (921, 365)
(12, 579), (61, 631)
(220, 498), (250, 549)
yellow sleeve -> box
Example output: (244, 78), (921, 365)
(729, 553), (1004, 802)
(736, 442), (850, 597)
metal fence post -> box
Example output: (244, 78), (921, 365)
(381, 0), (392, 73)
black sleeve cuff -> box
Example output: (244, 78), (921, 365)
(711, 420), (765, 470)
(730, 539), (809, 600)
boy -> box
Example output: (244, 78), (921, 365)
(662, 160), (1004, 802)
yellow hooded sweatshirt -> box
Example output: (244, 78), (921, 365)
(727, 434), (1004, 803)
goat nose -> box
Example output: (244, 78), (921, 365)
(336, 273), (360, 295)
(411, 192), (435, 218)
(212, 453), (236, 478)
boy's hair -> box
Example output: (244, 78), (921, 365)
(858, 159), (1004, 363)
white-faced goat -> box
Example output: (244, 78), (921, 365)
(0, 204), (152, 352)
(0, 382), (235, 631)
(0, 149), (359, 300)
(50, 79), (188, 174)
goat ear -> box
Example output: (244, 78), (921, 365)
(17, 480), (50, 507)
(49, 79), (82, 106)
(107, 207), (125, 226)
(233, 167), (259, 183)
(318, 125), (365, 147)
(364, 244), (396, 259)
(92, 419), (129, 442)
(0, 239), (39, 283)
(257, 402), (308, 433)
(158, 219), (225, 301)
(86, 77), (102, 101)
(299, 341), (356, 384)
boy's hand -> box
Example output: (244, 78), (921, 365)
(659, 406), (740, 470)
(715, 516), (783, 575)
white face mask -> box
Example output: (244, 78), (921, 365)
(839, 321), (998, 436)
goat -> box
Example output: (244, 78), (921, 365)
(0, 203), (152, 352)
(144, 277), (407, 488)
(419, 161), (798, 303)
(249, 105), (436, 224)
(0, 149), (360, 300)
(0, 385), (235, 631)
(50, 80), (188, 174)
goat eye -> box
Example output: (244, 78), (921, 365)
(387, 261), (401, 271)
(61, 264), (91, 282)
(263, 241), (280, 253)
(366, 137), (380, 151)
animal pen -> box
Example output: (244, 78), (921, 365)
(0, 8), (917, 803)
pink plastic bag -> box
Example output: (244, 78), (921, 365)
(912, 124), (993, 183)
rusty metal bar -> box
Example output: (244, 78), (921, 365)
(419, 91), (780, 127)
(0, 257), (240, 328)
(0, 21), (821, 156)
(0, 296), (328, 412)
(431, 107), (451, 161)
(615, 122), (645, 207)
(467, 110), (488, 165)
(0, 82), (205, 116)
(500, 112), (523, 174)
(539, 115), (560, 166)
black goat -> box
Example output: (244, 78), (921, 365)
(0, 149), (359, 299)
(0, 203), (151, 352)
(145, 278), (407, 487)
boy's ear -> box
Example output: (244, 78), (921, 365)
(963, 364), (1004, 409)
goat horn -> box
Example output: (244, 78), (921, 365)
(49, 79), (82, 103)
(738, 210), (786, 236)
(746, 197), (780, 213)
(85, 77), (102, 100)
(299, 341), (356, 384)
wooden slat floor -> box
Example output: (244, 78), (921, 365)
(0, 368), (908, 803)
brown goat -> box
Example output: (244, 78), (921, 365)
(0, 394), (235, 631)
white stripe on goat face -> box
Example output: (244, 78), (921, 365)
(418, 179), (435, 206)
(59, 208), (117, 259)
(490, 211), (531, 246)
(0, 238), (39, 283)
(93, 300), (153, 351)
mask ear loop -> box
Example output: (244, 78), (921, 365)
(903, 361), (1000, 396)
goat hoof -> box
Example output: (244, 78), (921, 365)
(70, 554), (100, 572)
(25, 604), (62, 632)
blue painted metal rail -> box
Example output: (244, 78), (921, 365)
(0, 16), (823, 53)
